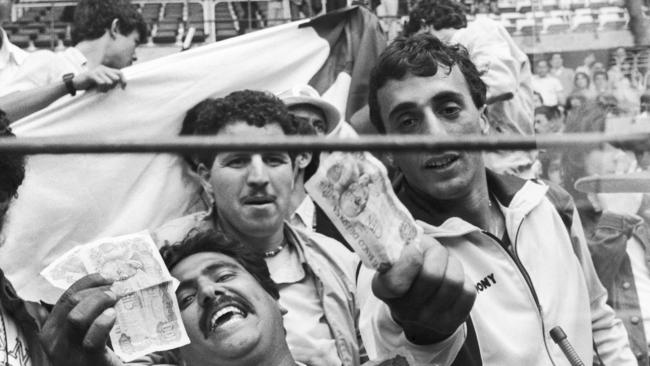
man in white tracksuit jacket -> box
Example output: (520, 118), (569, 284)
(360, 33), (636, 366)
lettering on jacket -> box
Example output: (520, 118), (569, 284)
(475, 273), (496, 293)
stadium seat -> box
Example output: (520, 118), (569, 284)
(516, 0), (532, 13)
(598, 12), (627, 30)
(142, 3), (162, 23)
(525, 11), (546, 19)
(541, 0), (559, 11)
(501, 20), (517, 34)
(543, 16), (570, 33)
(500, 11), (524, 24)
(574, 7), (594, 17)
(498, 0), (516, 13)
(569, 0), (587, 9)
(215, 2), (239, 40)
(571, 14), (598, 32)
(7, 33), (30, 48)
(516, 18), (542, 36)
(549, 9), (571, 20)
(587, 0), (609, 8)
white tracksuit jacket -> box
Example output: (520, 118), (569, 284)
(358, 171), (636, 366)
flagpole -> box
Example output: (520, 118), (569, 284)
(0, 132), (646, 154)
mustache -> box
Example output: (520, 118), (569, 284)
(198, 294), (251, 339)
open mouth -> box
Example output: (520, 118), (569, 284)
(242, 195), (276, 205)
(202, 296), (254, 338)
(209, 303), (248, 332)
(424, 154), (460, 170)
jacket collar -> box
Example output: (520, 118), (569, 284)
(398, 169), (548, 237)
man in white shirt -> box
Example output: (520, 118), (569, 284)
(0, 0), (146, 118)
(0, 27), (28, 87)
(532, 59), (565, 107)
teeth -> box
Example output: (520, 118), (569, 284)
(210, 305), (245, 331)
(428, 156), (456, 168)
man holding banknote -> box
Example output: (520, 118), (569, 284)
(361, 33), (636, 365)
(38, 229), (304, 366)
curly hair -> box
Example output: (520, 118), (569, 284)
(71, 0), (147, 45)
(288, 113), (319, 181)
(404, 0), (467, 36)
(180, 90), (298, 169)
(0, 111), (25, 202)
(368, 34), (486, 134)
(160, 229), (279, 300)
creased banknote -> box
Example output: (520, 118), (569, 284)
(41, 231), (189, 361)
(305, 152), (422, 271)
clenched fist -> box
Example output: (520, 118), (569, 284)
(372, 235), (476, 345)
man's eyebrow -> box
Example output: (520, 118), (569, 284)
(431, 91), (465, 105)
(388, 102), (418, 121)
(175, 261), (241, 293)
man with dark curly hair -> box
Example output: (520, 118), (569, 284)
(405, 0), (535, 178)
(1, 0), (146, 120)
(362, 32), (635, 365)
(38, 229), (305, 366)
(0, 110), (51, 366)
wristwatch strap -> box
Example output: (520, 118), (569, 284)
(62, 73), (76, 96)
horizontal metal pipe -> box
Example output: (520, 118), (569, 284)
(0, 132), (646, 154)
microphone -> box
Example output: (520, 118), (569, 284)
(550, 326), (585, 366)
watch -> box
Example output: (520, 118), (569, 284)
(62, 73), (76, 96)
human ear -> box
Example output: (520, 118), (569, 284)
(295, 152), (312, 170)
(478, 106), (490, 135)
(196, 162), (211, 181)
(109, 19), (120, 39)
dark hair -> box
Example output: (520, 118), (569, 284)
(180, 90), (297, 169)
(404, 0), (467, 36)
(0, 111), (25, 201)
(593, 70), (608, 81)
(161, 229), (280, 300)
(71, 0), (147, 45)
(368, 34), (486, 134)
(573, 72), (590, 88)
(534, 105), (562, 121)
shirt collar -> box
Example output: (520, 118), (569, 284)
(62, 47), (89, 70)
(0, 29), (28, 69)
(290, 196), (316, 230)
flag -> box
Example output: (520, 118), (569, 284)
(3, 6), (386, 303)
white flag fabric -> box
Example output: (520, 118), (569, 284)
(2, 7), (385, 303)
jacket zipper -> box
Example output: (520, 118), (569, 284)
(483, 219), (557, 365)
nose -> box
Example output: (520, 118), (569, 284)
(422, 109), (449, 136)
(246, 155), (269, 188)
(197, 276), (223, 307)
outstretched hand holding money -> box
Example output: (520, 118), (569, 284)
(371, 235), (477, 345)
(40, 274), (125, 366)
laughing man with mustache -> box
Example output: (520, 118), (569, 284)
(39, 229), (303, 366)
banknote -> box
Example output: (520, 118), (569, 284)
(41, 231), (190, 362)
(111, 281), (189, 361)
(305, 152), (422, 271)
(40, 245), (89, 290)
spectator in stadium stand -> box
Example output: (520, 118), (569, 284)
(576, 52), (596, 77)
(404, 0), (536, 177)
(533, 105), (564, 134)
(365, 33), (636, 365)
(608, 47), (632, 85)
(0, 27), (27, 87)
(561, 101), (650, 365)
(532, 59), (565, 108)
(550, 53), (575, 96)
(571, 71), (596, 100)
(279, 85), (355, 250)
(532, 90), (544, 107)
(152, 90), (438, 366)
(39, 229), (306, 366)
(0, 0), (146, 117)
(565, 92), (588, 115)
(594, 70), (612, 96)
(0, 110), (51, 366)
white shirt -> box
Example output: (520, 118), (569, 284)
(265, 244), (340, 366)
(1, 47), (88, 96)
(290, 196), (316, 230)
(626, 236), (650, 340)
(532, 74), (564, 107)
(0, 304), (32, 366)
(0, 28), (28, 90)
